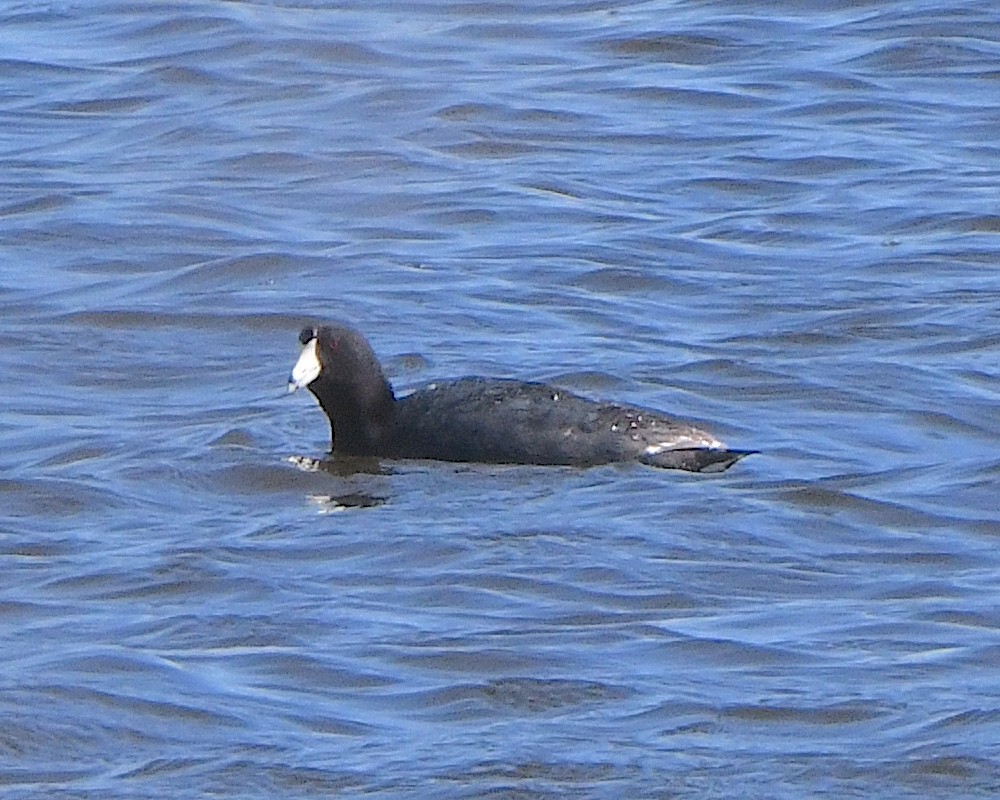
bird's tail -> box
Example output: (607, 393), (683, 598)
(642, 448), (757, 473)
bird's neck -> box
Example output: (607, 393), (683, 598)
(315, 375), (395, 455)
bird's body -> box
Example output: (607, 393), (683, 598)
(289, 322), (754, 473)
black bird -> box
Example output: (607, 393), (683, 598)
(288, 322), (754, 473)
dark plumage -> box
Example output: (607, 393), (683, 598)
(288, 321), (755, 473)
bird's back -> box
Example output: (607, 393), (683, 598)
(387, 378), (727, 467)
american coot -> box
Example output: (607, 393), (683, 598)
(288, 322), (755, 473)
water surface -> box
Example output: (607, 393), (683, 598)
(2, 1), (1000, 797)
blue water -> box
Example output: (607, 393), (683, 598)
(2, 1), (1000, 797)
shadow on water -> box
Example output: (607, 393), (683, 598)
(289, 454), (392, 510)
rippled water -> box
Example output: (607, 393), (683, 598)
(3, 1), (1000, 797)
